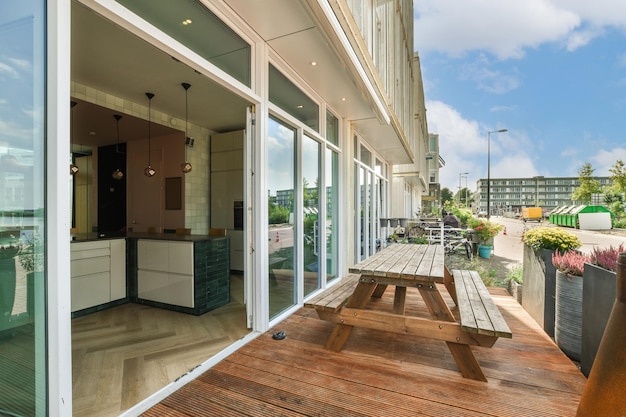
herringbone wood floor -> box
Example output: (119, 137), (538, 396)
(71, 275), (249, 417)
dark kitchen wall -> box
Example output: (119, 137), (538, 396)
(98, 143), (127, 233)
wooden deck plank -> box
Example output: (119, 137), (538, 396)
(143, 286), (586, 417)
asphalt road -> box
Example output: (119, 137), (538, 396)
(491, 216), (626, 266)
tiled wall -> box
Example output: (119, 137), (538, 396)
(71, 82), (210, 233)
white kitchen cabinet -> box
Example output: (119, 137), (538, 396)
(70, 238), (126, 313)
(110, 239), (127, 300)
(137, 239), (195, 308)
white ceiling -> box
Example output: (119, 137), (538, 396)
(71, 2), (251, 149)
(71, 0), (411, 163)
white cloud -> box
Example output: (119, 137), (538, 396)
(564, 27), (604, 51)
(551, 1), (626, 29)
(0, 62), (19, 79)
(490, 105), (516, 113)
(591, 147), (626, 176)
(414, 0), (626, 59)
(426, 100), (539, 190)
(459, 56), (522, 94)
(414, 0), (580, 59)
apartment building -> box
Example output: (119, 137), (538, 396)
(476, 175), (612, 215)
(1, 1), (423, 415)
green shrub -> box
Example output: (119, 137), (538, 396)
(614, 217), (626, 229)
(409, 236), (429, 244)
(522, 227), (581, 253)
(504, 265), (523, 284)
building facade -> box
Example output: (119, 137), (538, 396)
(476, 176), (612, 215)
(1, 1), (423, 415)
(390, 53), (429, 221)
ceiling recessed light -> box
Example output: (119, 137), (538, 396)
(310, 61), (317, 66)
(296, 105), (304, 109)
(341, 97), (347, 101)
(182, 19), (192, 25)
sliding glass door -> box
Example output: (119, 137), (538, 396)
(267, 116), (296, 318)
(0, 1), (47, 415)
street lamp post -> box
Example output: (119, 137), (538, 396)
(463, 174), (468, 206)
(487, 129), (507, 219)
(458, 172), (468, 206)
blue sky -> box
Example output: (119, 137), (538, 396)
(414, 0), (626, 193)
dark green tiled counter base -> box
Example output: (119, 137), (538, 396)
(193, 238), (230, 314)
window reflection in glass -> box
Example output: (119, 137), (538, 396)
(267, 117), (296, 319)
(325, 148), (338, 281)
(0, 1), (46, 415)
(302, 135), (320, 297)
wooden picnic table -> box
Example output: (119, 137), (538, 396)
(306, 243), (511, 381)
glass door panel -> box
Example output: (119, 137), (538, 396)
(325, 149), (338, 281)
(267, 117), (296, 318)
(302, 136), (320, 297)
(0, 1), (46, 415)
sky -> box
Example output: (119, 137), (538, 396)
(413, 0), (626, 194)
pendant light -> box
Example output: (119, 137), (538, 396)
(112, 114), (124, 180)
(144, 92), (156, 177)
(181, 82), (192, 173)
(70, 101), (79, 175)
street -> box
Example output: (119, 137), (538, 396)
(491, 216), (626, 265)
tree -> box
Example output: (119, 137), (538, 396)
(441, 187), (454, 206)
(609, 159), (626, 194)
(571, 163), (601, 204)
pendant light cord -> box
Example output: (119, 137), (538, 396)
(146, 92), (154, 166)
(182, 83), (191, 162)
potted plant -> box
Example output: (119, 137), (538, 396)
(522, 227), (582, 253)
(552, 250), (589, 361)
(521, 227), (582, 337)
(467, 218), (504, 258)
(581, 244), (625, 376)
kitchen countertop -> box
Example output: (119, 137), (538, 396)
(70, 232), (227, 243)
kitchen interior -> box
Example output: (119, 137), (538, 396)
(69, 2), (253, 416)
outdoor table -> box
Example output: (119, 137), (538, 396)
(316, 243), (503, 381)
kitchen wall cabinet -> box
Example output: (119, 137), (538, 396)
(211, 130), (244, 271)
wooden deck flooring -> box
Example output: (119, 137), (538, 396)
(142, 286), (587, 416)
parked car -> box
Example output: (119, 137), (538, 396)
(477, 211), (488, 218)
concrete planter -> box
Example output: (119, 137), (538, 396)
(508, 280), (523, 304)
(522, 246), (557, 337)
(581, 263), (616, 377)
(555, 271), (583, 361)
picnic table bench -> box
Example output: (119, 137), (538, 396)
(305, 244), (512, 381)
(451, 269), (512, 338)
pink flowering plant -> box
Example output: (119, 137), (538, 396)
(588, 244), (625, 272)
(552, 250), (590, 277)
(467, 218), (504, 243)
